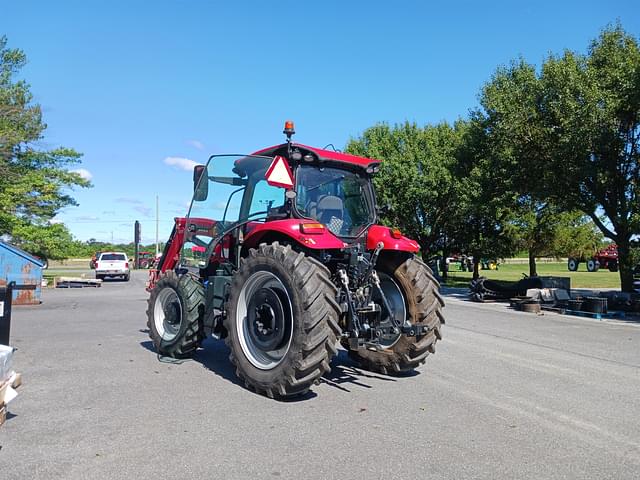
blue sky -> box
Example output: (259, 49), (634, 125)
(2, 1), (638, 244)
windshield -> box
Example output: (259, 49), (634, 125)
(295, 165), (375, 237)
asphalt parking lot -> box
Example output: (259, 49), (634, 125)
(2, 270), (639, 479)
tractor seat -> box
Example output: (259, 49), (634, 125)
(316, 195), (344, 235)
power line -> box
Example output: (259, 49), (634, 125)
(58, 219), (177, 224)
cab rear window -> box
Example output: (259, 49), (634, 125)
(100, 254), (126, 261)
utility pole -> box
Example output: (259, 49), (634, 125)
(155, 195), (159, 256)
(134, 221), (141, 269)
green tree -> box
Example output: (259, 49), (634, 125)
(0, 36), (89, 255)
(511, 202), (603, 276)
(479, 24), (640, 291)
(448, 117), (520, 279)
(11, 222), (75, 261)
(345, 121), (463, 270)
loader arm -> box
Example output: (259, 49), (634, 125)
(146, 217), (217, 292)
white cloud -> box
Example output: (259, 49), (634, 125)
(115, 197), (143, 204)
(164, 156), (198, 171)
(186, 139), (204, 151)
(70, 168), (93, 181)
(49, 218), (64, 224)
(133, 205), (153, 218)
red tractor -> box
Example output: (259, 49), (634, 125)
(568, 244), (618, 272)
(137, 251), (155, 269)
(146, 122), (444, 398)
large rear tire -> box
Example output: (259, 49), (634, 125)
(224, 242), (341, 399)
(146, 271), (205, 358)
(347, 256), (444, 375)
(568, 258), (579, 271)
(587, 258), (599, 272)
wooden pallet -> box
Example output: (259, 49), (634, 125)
(55, 277), (102, 288)
(541, 304), (626, 320)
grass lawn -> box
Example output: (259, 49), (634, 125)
(443, 262), (622, 290)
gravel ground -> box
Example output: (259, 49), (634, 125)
(1, 270), (639, 479)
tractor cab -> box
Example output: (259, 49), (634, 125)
(180, 126), (385, 275)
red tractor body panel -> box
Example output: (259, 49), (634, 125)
(244, 219), (346, 250)
(595, 244), (618, 262)
(366, 225), (420, 253)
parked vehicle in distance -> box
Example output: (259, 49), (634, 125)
(95, 252), (130, 281)
(568, 244), (618, 272)
(137, 251), (155, 269)
(89, 251), (102, 269)
(30, 252), (48, 269)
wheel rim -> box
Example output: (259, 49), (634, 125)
(154, 288), (183, 341)
(372, 272), (407, 348)
(569, 259), (577, 270)
(236, 271), (293, 370)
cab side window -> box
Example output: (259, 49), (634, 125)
(248, 179), (284, 219)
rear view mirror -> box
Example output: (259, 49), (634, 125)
(193, 165), (209, 201)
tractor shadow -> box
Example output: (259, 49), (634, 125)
(320, 350), (418, 393)
(139, 338), (418, 400)
(139, 338), (244, 390)
(439, 286), (475, 302)
(192, 338), (247, 389)
(190, 339), (321, 402)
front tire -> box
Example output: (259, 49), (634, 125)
(347, 256), (445, 375)
(146, 271), (204, 358)
(224, 243), (341, 399)
(587, 259), (599, 272)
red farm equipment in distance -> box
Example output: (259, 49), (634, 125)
(145, 121), (444, 399)
(567, 244), (619, 272)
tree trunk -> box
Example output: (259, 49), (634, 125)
(616, 238), (635, 293)
(473, 257), (480, 280)
(529, 250), (537, 277)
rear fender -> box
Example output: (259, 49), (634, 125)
(243, 219), (345, 251)
(366, 225), (420, 253)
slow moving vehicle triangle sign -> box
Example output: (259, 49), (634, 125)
(265, 155), (294, 188)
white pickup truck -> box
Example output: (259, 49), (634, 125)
(95, 252), (130, 281)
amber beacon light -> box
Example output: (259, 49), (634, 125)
(283, 120), (295, 137)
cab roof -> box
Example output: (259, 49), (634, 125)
(251, 143), (380, 168)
